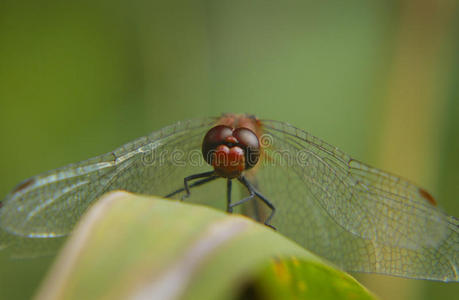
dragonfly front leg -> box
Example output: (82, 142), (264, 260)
(182, 171), (216, 201)
(164, 171), (217, 200)
(238, 176), (277, 230)
(226, 178), (256, 213)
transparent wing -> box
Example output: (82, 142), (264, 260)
(250, 119), (458, 282)
(3, 116), (458, 281)
(0, 117), (221, 255)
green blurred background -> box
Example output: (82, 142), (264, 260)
(0, 0), (458, 299)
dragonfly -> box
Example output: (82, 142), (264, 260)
(0, 114), (458, 282)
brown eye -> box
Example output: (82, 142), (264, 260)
(202, 125), (233, 165)
(233, 127), (260, 169)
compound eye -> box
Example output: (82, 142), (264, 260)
(202, 125), (233, 164)
(233, 127), (260, 169)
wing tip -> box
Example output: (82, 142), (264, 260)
(418, 187), (437, 206)
(11, 177), (36, 194)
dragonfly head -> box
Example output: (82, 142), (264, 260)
(202, 125), (260, 178)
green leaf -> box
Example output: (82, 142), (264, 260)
(35, 191), (376, 300)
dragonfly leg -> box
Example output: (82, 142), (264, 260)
(227, 179), (232, 213)
(253, 190), (276, 230)
(181, 171), (217, 201)
(227, 179), (255, 213)
(238, 176), (276, 230)
(164, 171), (217, 200)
